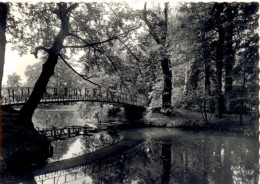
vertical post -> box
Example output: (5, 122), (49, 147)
(64, 88), (67, 96)
(27, 87), (30, 96)
(100, 90), (102, 100)
(8, 88), (10, 101)
(84, 168), (87, 176)
(12, 88), (15, 102)
(54, 129), (56, 139)
(93, 89), (96, 97)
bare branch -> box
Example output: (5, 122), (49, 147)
(64, 26), (140, 49)
(164, 3), (168, 38)
(68, 32), (88, 44)
(32, 46), (50, 58)
(65, 3), (79, 14)
(143, 2), (161, 44)
(58, 54), (101, 88)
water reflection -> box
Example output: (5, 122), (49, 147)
(32, 128), (258, 184)
(50, 132), (119, 162)
(32, 106), (77, 129)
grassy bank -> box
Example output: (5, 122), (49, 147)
(143, 109), (258, 138)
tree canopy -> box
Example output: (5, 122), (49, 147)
(0, 2), (258, 124)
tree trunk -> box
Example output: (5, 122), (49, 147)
(224, 5), (235, 113)
(0, 3), (8, 96)
(161, 144), (171, 184)
(184, 59), (190, 94)
(19, 4), (72, 124)
(239, 66), (246, 125)
(204, 51), (211, 97)
(202, 31), (211, 123)
(19, 54), (59, 123)
(215, 26), (225, 118)
(0, 3), (8, 172)
(161, 57), (172, 110)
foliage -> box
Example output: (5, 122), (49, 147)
(3, 2), (258, 122)
(171, 2), (258, 118)
(24, 58), (86, 88)
(6, 72), (22, 87)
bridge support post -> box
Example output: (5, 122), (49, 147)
(12, 88), (15, 102)
(7, 88), (10, 101)
(54, 129), (56, 139)
(68, 128), (70, 138)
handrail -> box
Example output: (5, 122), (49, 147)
(0, 87), (148, 107)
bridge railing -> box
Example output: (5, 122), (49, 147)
(0, 87), (148, 107)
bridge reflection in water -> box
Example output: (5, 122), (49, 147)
(34, 143), (147, 184)
(1, 87), (148, 107)
(32, 131), (258, 184)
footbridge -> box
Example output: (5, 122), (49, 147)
(1, 87), (148, 107)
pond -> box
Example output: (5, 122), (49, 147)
(4, 106), (258, 184)
(3, 128), (258, 184)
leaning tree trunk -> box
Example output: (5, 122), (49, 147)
(0, 3), (8, 97)
(19, 4), (72, 124)
(0, 3), (8, 171)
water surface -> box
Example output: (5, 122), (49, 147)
(32, 128), (258, 184)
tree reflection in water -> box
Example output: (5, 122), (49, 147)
(50, 131), (120, 162)
(33, 131), (258, 184)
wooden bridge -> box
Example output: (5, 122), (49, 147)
(0, 87), (148, 107)
(37, 125), (98, 140)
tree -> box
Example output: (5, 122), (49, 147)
(142, 2), (173, 113)
(209, 3), (258, 117)
(6, 3), (139, 124)
(24, 58), (85, 88)
(0, 3), (8, 95)
(6, 72), (22, 87)
(18, 3), (77, 123)
(170, 2), (258, 121)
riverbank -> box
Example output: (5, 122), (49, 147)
(143, 109), (258, 138)
(1, 107), (52, 172)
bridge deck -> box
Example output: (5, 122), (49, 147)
(1, 87), (147, 107)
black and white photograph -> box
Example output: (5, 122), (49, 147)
(0, 1), (258, 183)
